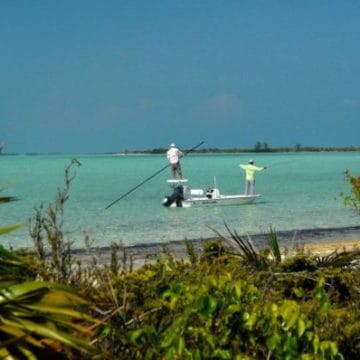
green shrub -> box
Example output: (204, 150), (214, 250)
(0, 179), (97, 359)
(340, 169), (360, 212)
(93, 254), (346, 359)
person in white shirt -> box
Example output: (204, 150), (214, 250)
(166, 143), (184, 179)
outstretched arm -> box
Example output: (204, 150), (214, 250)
(253, 165), (266, 171)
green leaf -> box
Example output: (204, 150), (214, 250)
(314, 287), (326, 301)
(0, 281), (49, 304)
(2, 317), (94, 353)
(161, 330), (177, 349)
(177, 336), (185, 356)
(34, 288), (89, 307)
(244, 311), (258, 330)
(226, 304), (242, 315)
(0, 347), (11, 358)
(17, 345), (37, 360)
(232, 282), (243, 300)
(129, 328), (146, 346)
(320, 300), (331, 312)
(313, 334), (320, 353)
(320, 341), (339, 356)
(293, 287), (305, 298)
(0, 223), (23, 236)
(24, 304), (95, 323)
(281, 300), (300, 330)
(213, 348), (232, 359)
(297, 318), (306, 337)
(198, 295), (218, 318)
(0, 244), (22, 261)
(0, 323), (43, 347)
(266, 333), (281, 351)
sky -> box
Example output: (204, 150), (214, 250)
(1, 0), (360, 153)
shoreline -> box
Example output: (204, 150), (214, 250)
(72, 225), (360, 268)
(2, 148), (360, 156)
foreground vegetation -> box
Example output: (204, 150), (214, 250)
(1, 162), (360, 359)
(87, 237), (360, 359)
(340, 169), (360, 213)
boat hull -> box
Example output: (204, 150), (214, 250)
(164, 179), (261, 208)
(181, 194), (261, 207)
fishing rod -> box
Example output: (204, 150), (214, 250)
(264, 159), (298, 168)
(105, 141), (204, 209)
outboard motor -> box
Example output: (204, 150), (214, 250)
(206, 189), (213, 199)
(206, 188), (220, 199)
(163, 185), (184, 207)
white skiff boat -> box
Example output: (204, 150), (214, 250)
(163, 179), (260, 208)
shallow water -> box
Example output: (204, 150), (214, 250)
(1, 152), (359, 249)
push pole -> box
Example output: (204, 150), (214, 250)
(105, 141), (204, 209)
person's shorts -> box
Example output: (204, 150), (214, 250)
(171, 162), (181, 170)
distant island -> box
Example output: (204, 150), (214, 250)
(122, 142), (360, 155)
(2, 142), (360, 156)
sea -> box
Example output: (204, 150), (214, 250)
(1, 152), (360, 250)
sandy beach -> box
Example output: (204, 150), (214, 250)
(302, 239), (359, 256)
(72, 225), (360, 268)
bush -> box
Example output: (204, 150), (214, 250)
(340, 169), (360, 213)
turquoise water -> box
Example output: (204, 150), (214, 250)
(1, 152), (360, 249)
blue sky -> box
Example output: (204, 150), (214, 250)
(1, 0), (359, 153)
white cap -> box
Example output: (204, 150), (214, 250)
(170, 143), (176, 147)
(248, 159), (254, 164)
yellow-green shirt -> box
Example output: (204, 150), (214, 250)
(239, 164), (265, 181)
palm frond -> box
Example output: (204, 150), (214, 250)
(0, 223), (23, 236)
(211, 223), (268, 269)
(314, 249), (360, 268)
(0, 281), (97, 357)
(267, 225), (282, 263)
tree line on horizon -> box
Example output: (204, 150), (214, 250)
(127, 142), (360, 154)
(3, 142), (359, 156)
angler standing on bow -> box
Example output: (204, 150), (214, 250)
(239, 159), (267, 195)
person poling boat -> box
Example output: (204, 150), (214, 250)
(105, 141), (204, 209)
(239, 159), (267, 195)
(166, 143), (184, 179)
